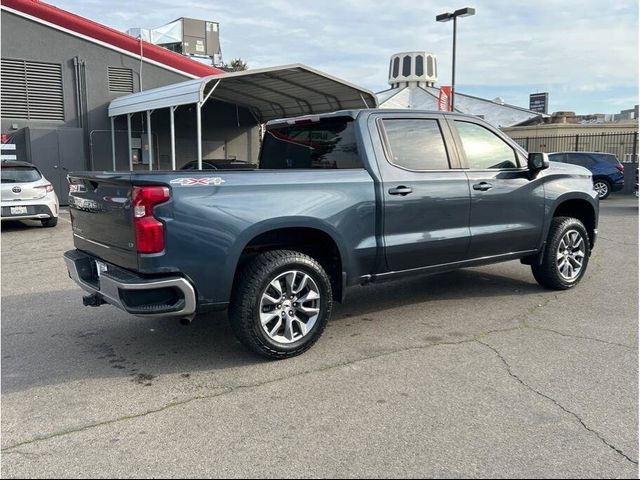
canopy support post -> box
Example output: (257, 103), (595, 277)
(170, 106), (176, 170)
(126, 114), (133, 170)
(196, 102), (202, 170)
(146, 110), (153, 171)
(110, 116), (116, 171)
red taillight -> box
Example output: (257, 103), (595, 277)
(132, 186), (170, 254)
(36, 183), (54, 193)
(616, 164), (624, 173)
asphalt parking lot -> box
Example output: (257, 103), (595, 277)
(1, 196), (638, 478)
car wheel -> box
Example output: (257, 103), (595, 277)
(531, 216), (591, 290)
(229, 249), (332, 359)
(41, 217), (58, 228)
(593, 179), (611, 200)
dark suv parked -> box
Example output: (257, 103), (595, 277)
(548, 152), (624, 199)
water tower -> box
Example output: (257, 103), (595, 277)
(388, 52), (438, 89)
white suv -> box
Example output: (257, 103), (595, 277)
(1, 161), (59, 227)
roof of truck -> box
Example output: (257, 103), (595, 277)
(265, 108), (464, 127)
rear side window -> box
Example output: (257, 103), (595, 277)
(548, 153), (566, 163)
(382, 119), (450, 170)
(455, 121), (519, 169)
(566, 153), (595, 168)
(260, 118), (362, 169)
(1, 166), (41, 183)
(591, 153), (620, 165)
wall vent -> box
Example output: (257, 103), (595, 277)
(1, 58), (64, 121)
(108, 66), (134, 93)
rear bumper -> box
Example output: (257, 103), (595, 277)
(611, 182), (624, 192)
(1, 204), (55, 220)
(1, 194), (59, 220)
(63, 249), (197, 319)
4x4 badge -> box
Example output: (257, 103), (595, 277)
(169, 177), (226, 186)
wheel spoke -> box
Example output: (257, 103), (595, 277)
(568, 256), (581, 269)
(564, 263), (572, 278)
(293, 316), (308, 337)
(283, 317), (295, 341)
(284, 271), (297, 296)
(262, 292), (280, 306)
(572, 236), (583, 251)
(260, 311), (279, 326)
(269, 318), (283, 337)
(298, 305), (319, 316)
(270, 278), (283, 295)
(293, 274), (309, 294)
(298, 290), (320, 303)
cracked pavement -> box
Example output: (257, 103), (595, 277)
(1, 197), (638, 478)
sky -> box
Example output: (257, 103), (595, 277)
(53, 0), (639, 115)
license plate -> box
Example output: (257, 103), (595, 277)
(10, 206), (27, 215)
(95, 260), (108, 278)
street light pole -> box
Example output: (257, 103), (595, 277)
(436, 7), (476, 111)
(452, 15), (457, 110)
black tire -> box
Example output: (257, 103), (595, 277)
(41, 217), (58, 228)
(531, 216), (591, 290)
(229, 249), (332, 359)
(593, 178), (611, 200)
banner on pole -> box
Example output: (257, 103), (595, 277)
(438, 86), (452, 112)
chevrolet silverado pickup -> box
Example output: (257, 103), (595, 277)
(64, 109), (598, 358)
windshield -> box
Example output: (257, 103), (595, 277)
(1, 166), (42, 183)
(260, 118), (362, 169)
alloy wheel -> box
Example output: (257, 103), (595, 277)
(259, 270), (321, 344)
(556, 229), (586, 281)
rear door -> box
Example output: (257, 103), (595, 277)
(449, 118), (545, 259)
(372, 113), (471, 272)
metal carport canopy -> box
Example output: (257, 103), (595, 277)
(108, 64), (378, 122)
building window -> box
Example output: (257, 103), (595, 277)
(1, 58), (64, 121)
(402, 55), (412, 77)
(415, 55), (424, 77)
(108, 67), (134, 93)
(427, 55), (434, 77)
(392, 57), (400, 78)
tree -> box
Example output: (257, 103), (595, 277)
(221, 58), (248, 72)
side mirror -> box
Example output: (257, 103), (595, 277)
(528, 152), (549, 172)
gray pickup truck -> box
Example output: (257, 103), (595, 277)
(64, 109), (598, 358)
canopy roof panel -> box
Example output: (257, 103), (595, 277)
(109, 64), (378, 122)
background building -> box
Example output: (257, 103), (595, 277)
(377, 52), (548, 128)
(0, 0), (260, 199)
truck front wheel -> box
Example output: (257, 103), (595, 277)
(229, 250), (333, 359)
(531, 216), (591, 290)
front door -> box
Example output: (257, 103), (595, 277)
(373, 115), (471, 272)
(450, 119), (545, 259)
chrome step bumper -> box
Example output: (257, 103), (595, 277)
(63, 249), (197, 318)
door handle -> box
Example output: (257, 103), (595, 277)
(473, 182), (493, 191)
(388, 186), (413, 196)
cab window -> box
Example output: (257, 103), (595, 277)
(382, 119), (450, 171)
(455, 121), (519, 169)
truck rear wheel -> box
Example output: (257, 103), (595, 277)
(531, 216), (591, 290)
(229, 250), (332, 359)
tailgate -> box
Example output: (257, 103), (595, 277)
(68, 172), (138, 270)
